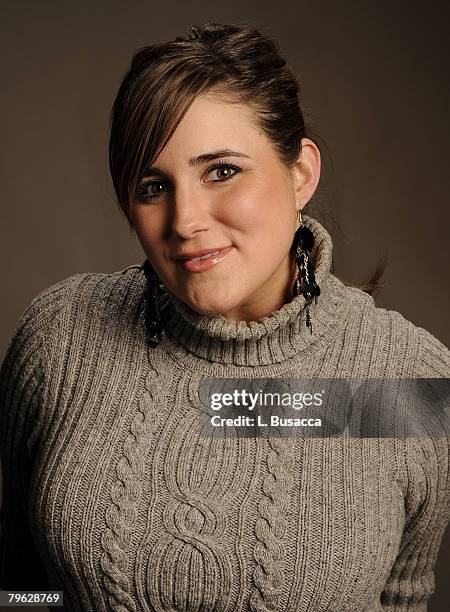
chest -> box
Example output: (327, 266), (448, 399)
(31, 369), (405, 611)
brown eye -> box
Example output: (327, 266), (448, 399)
(136, 181), (169, 203)
(149, 182), (166, 195)
(206, 163), (241, 182)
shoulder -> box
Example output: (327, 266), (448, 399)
(335, 279), (450, 377)
(26, 263), (144, 329)
(2, 264), (145, 367)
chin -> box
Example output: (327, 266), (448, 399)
(188, 300), (233, 317)
(183, 292), (240, 318)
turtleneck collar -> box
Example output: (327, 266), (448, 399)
(153, 215), (349, 368)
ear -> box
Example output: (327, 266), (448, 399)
(290, 138), (321, 214)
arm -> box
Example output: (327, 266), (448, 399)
(0, 278), (70, 590)
(381, 326), (450, 610)
(380, 437), (449, 611)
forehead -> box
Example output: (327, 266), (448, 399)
(153, 95), (271, 166)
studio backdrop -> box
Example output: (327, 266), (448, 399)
(0, 1), (449, 610)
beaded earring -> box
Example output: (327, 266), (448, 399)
(141, 259), (165, 348)
(292, 211), (321, 333)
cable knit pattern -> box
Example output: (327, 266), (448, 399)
(250, 435), (293, 612)
(100, 340), (167, 612)
(1, 216), (449, 611)
(140, 370), (236, 611)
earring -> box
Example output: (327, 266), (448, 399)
(292, 211), (321, 333)
(141, 259), (165, 348)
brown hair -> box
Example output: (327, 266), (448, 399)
(108, 20), (385, 296)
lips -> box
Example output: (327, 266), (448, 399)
(176, 246), (233, 273)
(181, 250), (220, 262)
(175, 247), (231, 261)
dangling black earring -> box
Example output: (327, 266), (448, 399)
(292, 212), (321, 334)
(141, 259), (165, 348)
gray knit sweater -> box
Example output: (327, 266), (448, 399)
(0, 216), (449, 612)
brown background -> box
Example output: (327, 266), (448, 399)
(0, 1), (449, 609)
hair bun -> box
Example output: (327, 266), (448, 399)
(187, 21), (232, 44)
(187, 25), (202, 41)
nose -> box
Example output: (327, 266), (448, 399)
(169, 185), (210, 240)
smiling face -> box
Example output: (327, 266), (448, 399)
(131, 94), (320, 321)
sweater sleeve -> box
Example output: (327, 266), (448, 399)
(380, 326), (450, 611)
(0, 277), (71, 590)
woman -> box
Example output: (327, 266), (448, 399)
(1, 21), (449, 612)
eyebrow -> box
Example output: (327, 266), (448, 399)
(144, 149), (251, 178)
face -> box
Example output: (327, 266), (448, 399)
(132, 95), (318, 321)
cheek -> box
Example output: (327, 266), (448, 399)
(221, 183), (295, 248)
(133, 210), (163, 252)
